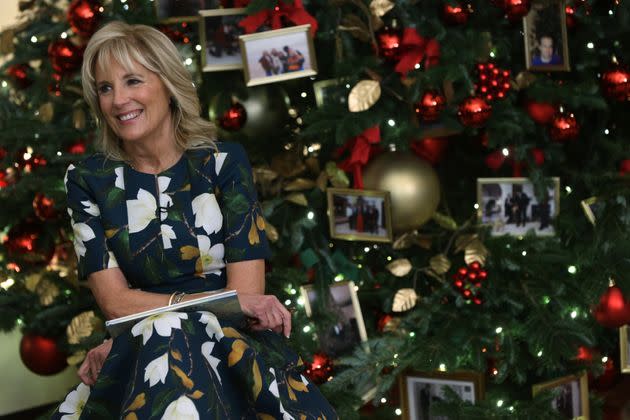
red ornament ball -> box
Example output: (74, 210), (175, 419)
(453, 262), (487, 300)
(550, 111), (579, 142)
(33, 193), (58, 221)
(485, 149), (506, 170)
(304, 353), (333, 385)
(442, 3), (470, 25)
(620, 159), (630, 176)
(67, 0), (103, 38)
(67, 139), (87, 154)
(20, 333), (67, 376)
(476, 62), (511, 101)
(565, 5), (577, 29)
(7, 64), (32, 89)
(503, 0), (531, 20)
(593, 283), (630, 328)
(530, 148), (545, 166)
(525, 100), (556, 124)
(376, 26), (403, 62)
(219, 101), (247, 131)
(601, 66), (630, 102)
(0, 167), (19, 189)
(48, 40), (84, 75)
(5, 219), (55, 265)
(458, 96), (492, 127)
(410, 137), (449, 165)
(414, 90), (446, 123)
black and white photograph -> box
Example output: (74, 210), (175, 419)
(620, 326), (630, 373)
(477, 177), (560, 237)
(532, 373), (589, 419)
(239, 25), (317, 86)
(327, 187), (393, 243)
(300, 281), (368, 358)
(313, 79), (349, 108)
(199, 9), (245, 72)
(399, 371), (484, 420)
(523, 0), (570, 71)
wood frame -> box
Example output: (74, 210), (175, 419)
(532, 372), (589, 419)
(523, 0), (571, 71)
(199, 8), (247, 72)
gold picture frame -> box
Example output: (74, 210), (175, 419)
(199, 9), (246, 72)
(399, 370), (485, 420)
(239, 24), (318, 87)
(326, 187), (393, 243)
(476, 177), (560, 237)
(532, 372), (589, 419)
(621, 326), (630, 373)
(523, 0), (571, 71)
(300, 280), (368, 358)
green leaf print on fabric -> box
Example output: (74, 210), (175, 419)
(150, 388), (179, 419)
(238, 165), (253, 191)
(224, 190), (250, 216)
(105, 188), (124, 209)
(144, 256), (163, 285)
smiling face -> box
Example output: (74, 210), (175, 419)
(95, 57), (173, 148)
(539, 36), (554, 61)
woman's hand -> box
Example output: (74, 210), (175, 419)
(78, 339), (112, 386)
(238, 294), (291, 338)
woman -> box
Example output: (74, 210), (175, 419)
(51, 21), (337, 419)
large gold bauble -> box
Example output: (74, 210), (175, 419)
(363, 151), (440, 232)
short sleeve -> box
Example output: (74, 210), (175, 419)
(64, 164), (118, 281)
(216, 143), (272, 263)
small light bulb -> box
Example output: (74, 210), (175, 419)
(387, 119), (395, 127)
(602, 356), (609, 363)
(587, 42), (594, 49)
(395, 408), (402, 416)
(357, 264), (363, 269)
(345, 84), (351, 89)
(568, 266), (577, 274)
(387, 256), (392, 261)
(522, 251), (527, 256)
(414, 63), (421, 69)
(289, 288), (297, 295)
(502, 148), (510, 156)
(303, 325), (311, 333)
(474, 203), (480, 210)
(195, 45), (202, 51)
(381, 397), (387, 403)
(284, 299), (291, 305)
(394, 354), (398, 358)
(300, 92), (307, 98)
(497, 400), (504, 407)
(489, 51), (496, 58)
(604, 129), (610, 135)
(1, 81), (7, 88)
(307, 211), (315, 220)
(609, 9), (614, 15)
(543, 296), (551, 304)
(297, 297), (304, 305)
(184, 58), (193, 66)
(565, 186), (572, 194)
(57, 151), (62, 156)
(496, 327), (503, 334)
(509, 406), (514, 412)
(537, 350), (543, 357)
(30, 36), (38, 43)
(334, 274), (344, 282)
(0, 278), (15, 290)
(364, 246), (370, 253)
(123, 4), (129, 10)
(61, 32), (68, 39)
(570, 310), (577, 319)
(439, 364), (446, 371)
(409, 332), (415, 337)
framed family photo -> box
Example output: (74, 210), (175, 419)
(399, 371), (485, 420)
(621, 326), (630, 373)
(199, 9), (246, 72)
(327, 187), (393, 243)
(300, 281), (368, 358)
(477, 177), (560, 237)
(313, 79), (348, 108)
(239, 24), (317, 86)
(523, 0), (570, 71)
(532, 372), (589, 419)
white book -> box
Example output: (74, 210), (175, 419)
(105, 289), (243, 338)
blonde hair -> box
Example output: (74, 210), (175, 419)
(81, 21), (216, 161)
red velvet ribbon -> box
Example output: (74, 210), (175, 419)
(337, 126), (381, 189)
(238, 0), (318, 36)
(394, 28), (440, 76)
(485, 148), (544, 177)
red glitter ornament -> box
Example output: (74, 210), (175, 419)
(5, 219), (55, 265)
(20, 333), (67, 376)
(550, 110), (579, 142)
(48, 39), (84, 75)
(503, 0), (531, 20)
(601, 66), (630, 102)
(452, 261), (487, 301)
(410, 138), (449, 165)
(6, 64), (32, 89)
(525, 100), (556, 124)
(414, 90), (446, 122)
(376, 26), (403, 62)
(219, 101), (247, 131)
(33, 193), (58, 221)
(304, 353), (333, 385)
(67, 0), (103, 38)
(67, 139), (87, 154)
(442, 3), (470, 25)
(593, 280), (630, 328)
(475, 62), (511, 101)
(458, 96), (492, 128)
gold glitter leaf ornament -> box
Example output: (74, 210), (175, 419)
(392, 288), (418, 312)
(67, 310), (103, 344)
(386, 258), (413, 277)
(429, 254), (451, 275)
(348, 80), (381, 112)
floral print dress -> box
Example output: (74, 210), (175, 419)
(51, 142), (337, 419)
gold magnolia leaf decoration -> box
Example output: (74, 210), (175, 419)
(67, 310), (103, 344)
(386, 258), (413, 277)
(348, 80), (381, 112)
(392, 288), (418, 312)
(454, 234), (476, 254)
(370, 0), (395, 17)
(252, 166), (278, 185)
(265, 222), (279, 242)
(67, 350), (86, 366)
(432, 212), (458, 231)
(464, 238), (489, 266)
(73, 108), (86, 130)
(325, 161), (350, 188)
(38, 102), (54, 123)
(284, 178), (316, 191)
(429, 254), (451, 275)
(392, 230), (432, 250)
(36, 278), (59, 306)
(285, 193), (308, 206)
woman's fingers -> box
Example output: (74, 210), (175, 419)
(240, 294), (292, 337)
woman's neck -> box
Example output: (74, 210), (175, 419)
(125, 140), (183, 175)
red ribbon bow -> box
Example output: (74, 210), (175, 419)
(337, 126), (381, 189)
(394, 28), (440, 76)
(238, 0), (318, 36)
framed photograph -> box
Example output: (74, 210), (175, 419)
(239, 24), (317, 87)
(399, 371), (485, 420)
(200, 9), (246, 72)
(300, 281), (368, 358)
(523, 0), (570, 71)
(532, 372), (589, 419)
(476, 177), (560, 237)
(326, 187), (393, 243)
(313, 79), (348, 108)
(621, 326), (630, 373)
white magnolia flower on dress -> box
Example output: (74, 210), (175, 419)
(161, 395), (199, 420)
(196, 235), (225, 276)
(191, 193), (222, 235)
(63, 164), (75, 193)
(144, 352), (169, 387)
(198, 311), (224, 341)
(127, 188), (157, 234)
(201, 341), (222, 384)
(131, 312), (188, 345)
(81, 200), (100, 217)
(114, 167), (124, 189)
(161, 224), (176, 249)
(268, 368), (296, 420)
(71, 222), (96, 258)
(59, 382), (90, 420)
(214, 152), (227, 175)
(157, 176), (173, 222)
(107, 251), (119, 268)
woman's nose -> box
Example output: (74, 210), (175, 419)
(112, 86), (129, 107)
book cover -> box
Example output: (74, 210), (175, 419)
(105, 290), (244, 338)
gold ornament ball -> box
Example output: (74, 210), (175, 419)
(363, 151), (440, 232)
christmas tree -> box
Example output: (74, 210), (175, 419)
(1, 0), (630, 418)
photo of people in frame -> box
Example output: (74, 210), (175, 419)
(301, 281), (368, 358)
(523, 0), (570, 71)
(327, 188), (393, 243)
(532, 373), (589, 419)
(477, 178), (560, 237)
(201, 10), (245, 72)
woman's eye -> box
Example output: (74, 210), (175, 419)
(127, 78), (141, 85)
(97, 85), (111, 94)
